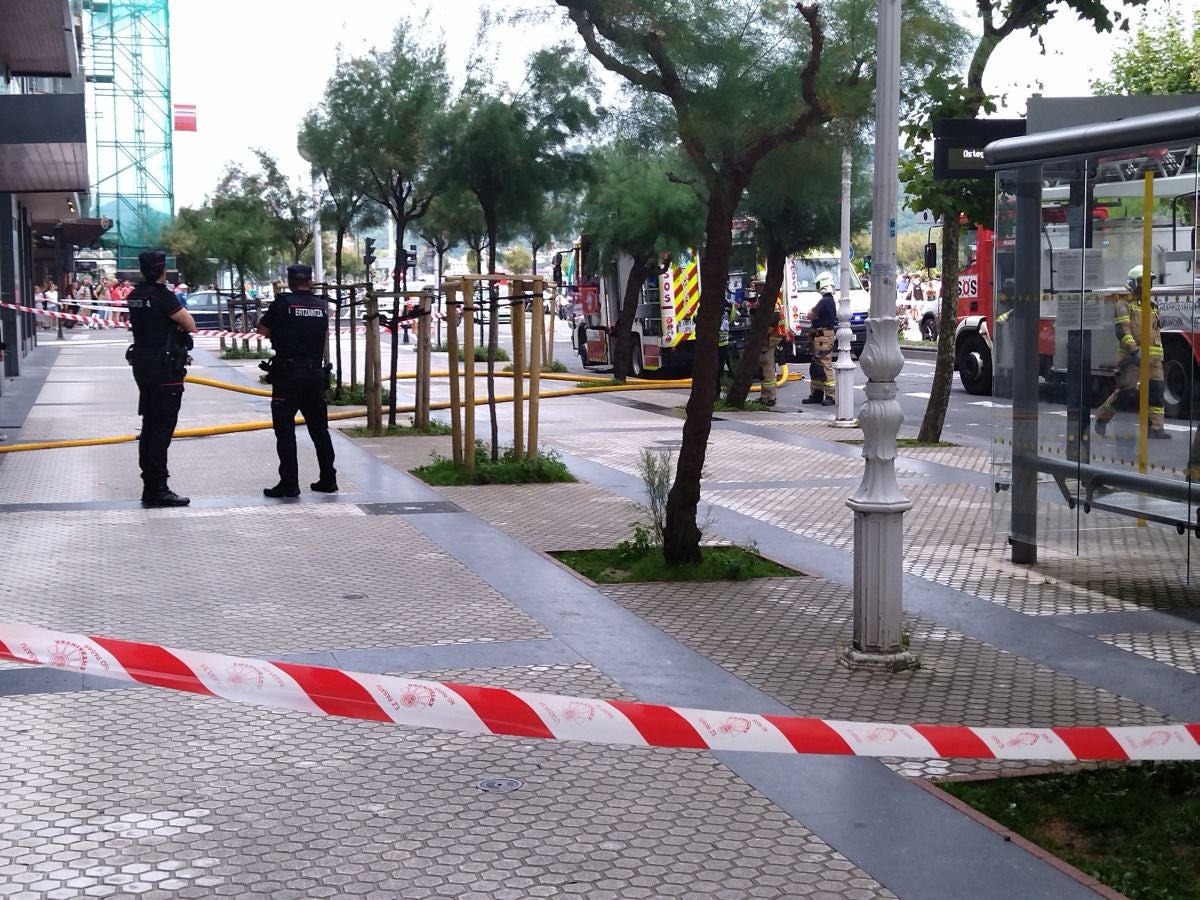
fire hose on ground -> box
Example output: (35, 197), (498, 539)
(0, 370), (796, 454)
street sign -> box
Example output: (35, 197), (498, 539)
(933, 119), (1026, 180)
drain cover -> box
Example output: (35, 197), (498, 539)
(478, 777), (524, 793)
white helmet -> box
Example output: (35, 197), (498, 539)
(815, 271), (836, 293)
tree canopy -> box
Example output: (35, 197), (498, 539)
(321, 22), (452, 290)
(1092, 9), (1200, 94)
(581, 141), (706, 381)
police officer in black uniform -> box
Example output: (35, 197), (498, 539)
(257, 264), (337, 498)
(125, 250), (197, 507)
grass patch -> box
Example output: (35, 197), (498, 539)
(328, 384), (392, 406)
(220, 346), (273, 360)
(714, 398), (771, 412)
(412, 445), (575, 485)
(942, 763), (1200, 900)
(342, 419), (451, 438)
(552, 542), (800, 584)
(458, 345), (510, 363)
(501, 360), (571, 374)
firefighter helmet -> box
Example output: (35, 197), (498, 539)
(815, 271), (836, 293)
(1126, 264), (1144, 293)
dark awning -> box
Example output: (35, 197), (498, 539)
(985, 106), (1200, 168)
(55, 218), (113, 247)
(0, 0), (78, 77)
(0, 93), (88, 192)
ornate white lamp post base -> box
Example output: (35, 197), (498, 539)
(832, 144), (857, 429)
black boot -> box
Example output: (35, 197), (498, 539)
(310, 478), (339, 493)
(802, 392), (825, 405)
(263, 483), (301, 498)
(141, 482), (190, 508)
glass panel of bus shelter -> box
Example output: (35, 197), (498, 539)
(992, 170), (1019, 538)
(1187, 146), (1200, 582)
(992, 160), (1090, 553)
(1070, 144), (1198, 588)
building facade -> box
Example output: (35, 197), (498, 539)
(0, 0), (106, 387)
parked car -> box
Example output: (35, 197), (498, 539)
(183, 291), (261, 331)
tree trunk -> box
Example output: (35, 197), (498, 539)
(393, 217), (403, 293)
(727, 241), (786, 407)
(610, 255), (652, 383)
(485, 211), (500, 463)
(531, 240), (540, 276)
(918, 217), (962, 442)
(662, 188), (740, 566)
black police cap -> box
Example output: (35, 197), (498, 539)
(287, 264), (313, 283)
(139, 250), (167, 271)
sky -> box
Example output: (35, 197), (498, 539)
(168, 0), (1198, 211)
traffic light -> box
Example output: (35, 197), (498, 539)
(406, 245), (418, 274)
(363, 238), (376, 271)
(863, 255), (872, 274)
(552, 252), (563, 287)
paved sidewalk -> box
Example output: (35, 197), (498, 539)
(0, 332), (1195, 898)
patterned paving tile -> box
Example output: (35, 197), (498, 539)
(0, 679), (891, 899)
(1094, 631), (1200, 675)
(604, 577), (1172, 779)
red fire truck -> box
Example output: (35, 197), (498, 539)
(953, 175), (1199, 416)
(564, 241), (704, 376)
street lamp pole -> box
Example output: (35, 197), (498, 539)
(296, 133), (324, 285)
(310, 167), (324, 285)
(840, 0), (915, 672)
(832, 141), (856, 428)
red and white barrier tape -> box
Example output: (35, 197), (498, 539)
(193, 329), (262, 340)
(2, 623), (1198, 760)
(1, 302), (111, 327)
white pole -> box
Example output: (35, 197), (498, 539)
(840, 0), (914, 672)
(311, 167), (324, 285)
(832, 142), (857, 428)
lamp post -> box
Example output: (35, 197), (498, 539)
(832, 141), (857, 428)
(296, 134), (324, 285)
(840, 0), (915, 672)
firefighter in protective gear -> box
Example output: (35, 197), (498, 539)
(716, 297), (736, 394)
(1094, 265), (1170, 439)
(803, 271), (838, 406)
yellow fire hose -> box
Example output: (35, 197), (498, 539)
(0, 366), (793, 454)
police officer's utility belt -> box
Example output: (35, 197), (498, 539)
(125, 345), (184, 363)
(279, 358), (324, 369)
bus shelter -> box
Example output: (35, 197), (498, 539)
(984, 107), (1200, 579)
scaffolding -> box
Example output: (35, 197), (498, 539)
(85, 0), (173, 270)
